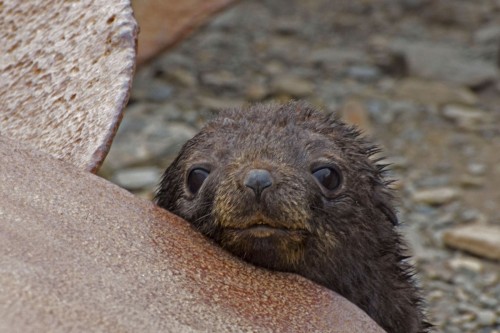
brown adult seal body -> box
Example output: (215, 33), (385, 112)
(156, 102), (430, 333)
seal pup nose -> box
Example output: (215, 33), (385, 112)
(244, 169), (273, 199)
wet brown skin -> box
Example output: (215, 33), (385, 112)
(156, 102), (431, 333)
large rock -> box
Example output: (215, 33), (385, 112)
(132, 0), (237, 65)
(0, 0), (137, 172)
(443, 225), (500, 260)
(0, 136), (384, 333)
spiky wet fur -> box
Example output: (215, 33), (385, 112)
(156, 102), (431, 333)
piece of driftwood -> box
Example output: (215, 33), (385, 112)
(0, 0), (137, 172)
(0, 135), (384, 333)
(132, 0), (237, 65)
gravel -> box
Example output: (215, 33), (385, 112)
(100, 0), (500, 332)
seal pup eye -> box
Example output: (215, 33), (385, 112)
(312, 167), (341, 191)
(187, 168), (210, 194)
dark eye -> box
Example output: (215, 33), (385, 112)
(187, 168), (210, 194)
(312, 167), (341, 191)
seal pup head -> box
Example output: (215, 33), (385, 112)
(155, 102), (397, 273)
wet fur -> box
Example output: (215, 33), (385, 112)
(156, 102), (431, 333)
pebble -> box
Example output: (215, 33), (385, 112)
(131, 78), (174, 103)
(475, 310), (497, 326)
(412, 187), (461, 205)
(393, 41), (498, 88)
(112, 167), (162, 190)
(448, 257), (483, 273)
(442, 104), (487, 130)
(459, 175), (485, 188)
(346, 65), (381, 82)
(467, 163), (486, 176)
(393, 78), (478, 106)
(474, 25), (500, 44)
(443, 225), (500, 260)
(308, 48), (366, 66)
(198, 96), (245, 111)
(270, 75), (315, 97)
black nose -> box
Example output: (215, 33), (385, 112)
(244, 169), (273, 199)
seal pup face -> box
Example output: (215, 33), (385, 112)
(156, 102), (397, 272)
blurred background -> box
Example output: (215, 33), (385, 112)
(99, 1), (500, 332)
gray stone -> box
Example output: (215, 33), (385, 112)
(163, 68), (198, 87)
(131, 78), (174, 103)
(270, 75), (315, 97)
(400, 0), (429, 10)
(474, 25), (500, 44)
(346, 66), (381, 82)
(202, 71), (241, 89)
(442, 104), (488, 130)
(308, 48), (366, 66)
(443, 225), (500, 260)
(467, 163), (487, 175)
(198, 96), (245, 111)
(479, 295), (499, 308)
(412, 187), (461, 205)
(459, 175), (484, 188)
(392, 41), (498, 87)
(475, 310), (497, 326)
(393, 79), (478, 106)
(145, 123), (198, 159)
(112, 167), (161, 190)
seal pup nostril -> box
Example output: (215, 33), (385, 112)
(243, 169), (273, 198)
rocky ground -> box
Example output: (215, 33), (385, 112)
(99, 0), (500, 332)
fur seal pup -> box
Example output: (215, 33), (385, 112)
(156, 102), (430, 333)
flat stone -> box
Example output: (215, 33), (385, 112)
(0, 135), (384, 333)
(394, 79), (478, 106)
(459, 175), (484, 189)
(475, 310), (497, 326)
(131, 78), (174, 103)
(308, 48), (366, 66)
(467, 163), (487, 175)
(448, 257), (483, 273)
(346, 66), (381, 82)
(202, 71), (241, 89)
(442, 104), (488, 130)
(270, 75), (315, 97)
(412, 187), (461, 205)
(0, 0), (137, 172)
(392, 41), (498, 88)
(245, 83), (269, 101)
(112, 166), (161, 190)
(443, 225), (500, 260)
(198, 96), (245, 111)
(474, 25), (500, 44)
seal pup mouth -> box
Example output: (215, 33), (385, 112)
(223, 212), (308, 240)
(226, 223), (307, 241)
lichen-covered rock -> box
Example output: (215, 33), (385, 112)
(0, 136), (384, 333)
(0, 0), (137, 172)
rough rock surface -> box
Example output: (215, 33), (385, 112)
(0, 0), (137, 172)
(132, 0), (237, 65)
(0, 135), (383, 333)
